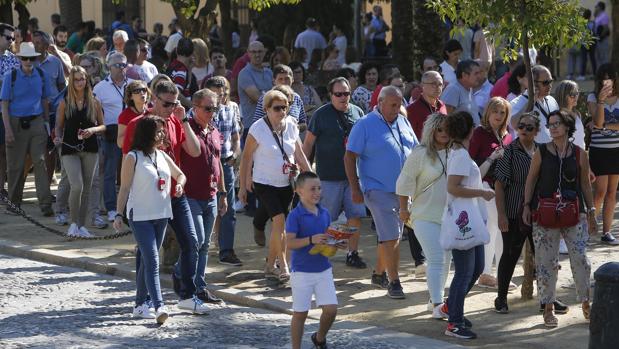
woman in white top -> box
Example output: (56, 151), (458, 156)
(396, 113), (451, 319)
(440, 40), (463, 87)
(239, 90), (310, 282)
(114, 115), (186, 325)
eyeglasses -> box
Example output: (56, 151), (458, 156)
(271, 105), (288, 112)
(569, 92), (580, 98)
(158, 97), (178, 108)
(332, 91), (350, 97)
(535, 79), (554, 86)
(110, 63), (128, 69)
(517, 123), (536, 132)
(2, 34), (15, 42)
(132, 88), (148, 94)
(547, 121), (563, 129)
(197, 105), (219, 113)
(20, 56), (37, 62)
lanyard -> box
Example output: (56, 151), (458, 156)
(109, 77), (126, 110)
(263, 117), (290, 163)
(145, 151), (161, 178)
(378, 112), (405, 156)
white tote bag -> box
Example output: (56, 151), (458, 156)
(440, 196), (490, 250)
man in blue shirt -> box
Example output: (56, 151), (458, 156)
(0, 23), (20, 198)
(370, 5), (390, 57)
(1, 42), (54, 216)
(345, 85), (418, 299)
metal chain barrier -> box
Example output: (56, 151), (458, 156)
(0, 193), (133, 241)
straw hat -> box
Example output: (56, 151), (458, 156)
(16, 42), (40, 57)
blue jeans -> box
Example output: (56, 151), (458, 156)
(170, 195), (199, 299)
(185, 197), (217, 293)
(447, 244), (484, 325)
(129, 217), (168, 309)
(102, 139), (121, 211)
(219, 162), (237, 257)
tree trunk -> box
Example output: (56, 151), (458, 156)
(13, 2), (29, 38)
(391, 0), (415, 80)
(0, 2), (13, 25)
(219, 0), (233, 58)
(612, 0), (619, 70)
(58, 0), (83, 33)
(411, 0), (447, 81)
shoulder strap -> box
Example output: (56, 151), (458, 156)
(262, 117), (290, 163)
(10, 69), (16, 101)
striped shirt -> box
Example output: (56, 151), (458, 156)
(215, 102), (241, 158)
(588, 94), (619, 149)
(494, 139), (537, 219)
(251, 91), (307, 125)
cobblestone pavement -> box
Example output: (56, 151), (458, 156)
(0, 255), (458, 349)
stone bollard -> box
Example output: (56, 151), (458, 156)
(589, 262), (619, 349)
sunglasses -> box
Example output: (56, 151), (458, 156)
(535, 79), (554, 86)
(272, 105), (288, 112)
(80, 64), (93, 69)
(547, 121), (563, 129)
(132, 88), (148, 94)
(198, 105), (219, 113)
(517, 123), (535, 132)
(20, 56), (37, 62)
(2, 34), (14, 42)
(111, 63), (128, 69)
(332, 91), (351, 97)
(159, 98), (179, 108)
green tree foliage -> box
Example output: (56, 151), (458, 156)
(427, 0), (592, 111)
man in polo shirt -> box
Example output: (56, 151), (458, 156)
(93, 52), (133, 222)
(345, 86), (418, 299)
(238, 41), (273, 141)
(293, 18), (327, 67)
(1, 42), (54, 216)
(302, 77), (368, 269)
(204, 76), (242, 266)
(0, 23), (20, 198)
(407, 71), (447, 139)
(441, 59), (484, 125)
(122, 80), (207, 314)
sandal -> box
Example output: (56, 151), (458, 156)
(543, 309), (558, 327)
(264, 265), (280, 281)
(278, 269), (290, 283)
(582, 301), (591, 320)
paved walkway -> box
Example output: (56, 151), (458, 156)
(1, 175), (616, 348)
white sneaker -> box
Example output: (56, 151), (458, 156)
(66, 223), (80, 237)
(79, 226), (94, 238)
(559, 238), (569, 255)
(156, 305), (169, 324)
(107, 210), (118, 222)
(92, 214), (108, 229)
(432, 302), (448, 319)
(415, 263), (427, 278)
(55, 213), (68, 226)
(133, 302), (156, 319)
(177, 296), (209, 314)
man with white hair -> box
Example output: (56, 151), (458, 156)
(344, 86), (419, 299)
(93, 52), (133, 221)
(107, 30), (129, 62)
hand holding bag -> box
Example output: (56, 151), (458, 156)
(440, 196), (490, 250)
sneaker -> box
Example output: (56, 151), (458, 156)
(440, 302), (472, 328)
(78, 226), (94, 238)
(67, 223), (80, 237)
(387, 279), (405, 299)
(508, 281), (518, 290)
(445, 323), (477, 339)
(494, 297), (509, 314)
(133, 302), (156, 319)
(415, 263), (427, 278)
(155, 305), (169, 324)
(107, 210), (118, 222)
(177, 296), (209, 314)
(559, 238), (569, 254)
(92, 214), (108, 229)
(41, 206), (54, 217)
(219, 253), (243, 266)
(477, 273), (498, 288)
(432, 302), (449, 319)
(196, 289), (223, 304)
(346, 251), (367, 269)
(539, 300), (569, 314)
(601, 232), (619, 245)
(371, 271), (389, 289)
(55, 213), (68, 225)
(311, 332), (328, 349)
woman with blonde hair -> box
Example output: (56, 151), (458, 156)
(468, 96), (513, 289)
(396, 113), (451, 319)
(53, 66), (106, 237)
(192, 38), (212, 87)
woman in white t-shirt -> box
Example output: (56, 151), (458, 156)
(239, 90), (310, 282)
(443, 111), (495, 340)
(114, 115), (186, 325)
(440, 39), (463, 87)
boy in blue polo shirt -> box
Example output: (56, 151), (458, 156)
(286, 171), (346, 349)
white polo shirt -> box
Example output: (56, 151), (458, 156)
(93, 76), (133, 125)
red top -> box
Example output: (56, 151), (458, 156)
(405, 96), (447, 139)
(490, 71), (511, 99)
(181, 118), (221, 200)
(368, 85), (383, 111)
(167, 59), (191, 98)
(468, 126), (513, 185)
(118, 107), (142, 126)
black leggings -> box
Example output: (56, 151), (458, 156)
(497, 218), (534, 299)
(404, 226), (426, 267)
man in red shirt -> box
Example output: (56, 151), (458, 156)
(122, 80), (210, 314)
(406, 71), (447, 139)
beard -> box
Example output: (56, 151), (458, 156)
(56, 41), (67, 49)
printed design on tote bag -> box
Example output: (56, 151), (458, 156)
(455, 211), (471, 236)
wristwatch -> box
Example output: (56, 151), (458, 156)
(181, 117), (189, 123)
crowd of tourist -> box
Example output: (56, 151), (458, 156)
(0, 2), (616, 346)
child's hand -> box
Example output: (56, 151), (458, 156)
(312, 233), (328, 245)
(335, 240), (348, 250)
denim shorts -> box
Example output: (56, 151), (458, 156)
(363, 190), (402, 242)
(320, 180), (366, 222)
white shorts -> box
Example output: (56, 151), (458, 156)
(290, 268), (338, 312)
